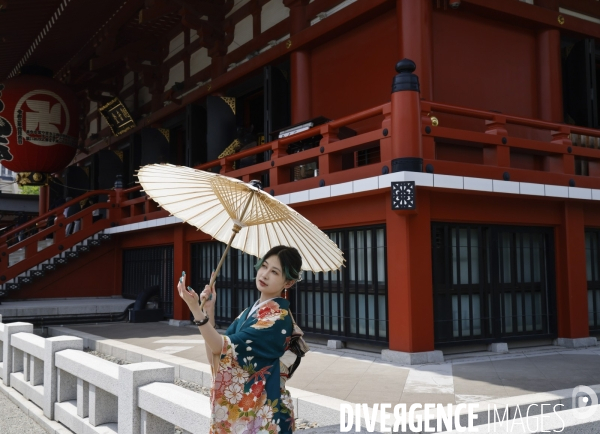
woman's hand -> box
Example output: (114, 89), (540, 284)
(177, 272), (199, 308)
(200, 272), (217, 312)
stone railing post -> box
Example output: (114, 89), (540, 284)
(391, 59), (423, 173)
(43, 336), (83, 419)
(2, 322), (33, 386)
(118, 362), (174, 434)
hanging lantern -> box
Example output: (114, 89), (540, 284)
(0, 75), (79, 186)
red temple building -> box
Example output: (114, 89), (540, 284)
(1, 0), (600, 362)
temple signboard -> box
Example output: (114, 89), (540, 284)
(99, 97), (135, 136)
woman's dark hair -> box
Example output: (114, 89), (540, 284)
(254, 245), (303, 282)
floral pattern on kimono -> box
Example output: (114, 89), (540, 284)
(210, 298), (295, 434)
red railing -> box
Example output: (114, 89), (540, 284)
(4, 98), (600, 288)
(421, 101), (600, 187)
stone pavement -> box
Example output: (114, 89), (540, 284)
(0, 384), (47, 434)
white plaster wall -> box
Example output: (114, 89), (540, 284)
(89, 120), (98, 135)
(227, 0), (251, 18)
(165, 61), (185, 91)
(138, 86), (152, 106)
(100, 114), (108, 130)
(262, 0), (289, 32)
(190, 47), (210, 76)
(166, 32), (185, 61)
(228, 15), (253, 53)
(121, 72), (135, 92)
(123, 96), (135, 113)
(88, 101), (97, 116)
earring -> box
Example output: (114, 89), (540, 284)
(283, 288), (288, 299)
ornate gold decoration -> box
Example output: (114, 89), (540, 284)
(114, 150), (124, 162)
(431, 116), (439, 127)
(17, 172), (31, 185)
(158, 128), (170, 143)
(81, 166), (89, 176)
(99, 97), (136, 136)
(208, 84), (212, 91)
(286, 39), (292, 49)
(258, 135), (265, 145)
(218, 139), (241, 159)
(220, 97), (236, 115)
(17, 172), (47, 186)
(557, 14), (565, 25)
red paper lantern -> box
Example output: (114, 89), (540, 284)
(0, 75), (79, 183)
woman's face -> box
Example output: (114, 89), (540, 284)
(255, 255), (292, 298)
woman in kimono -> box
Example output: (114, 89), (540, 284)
(178, 245), (302, 434)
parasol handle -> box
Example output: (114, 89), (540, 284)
(199, 191), (255, 311)
(199, 224), (241, 311)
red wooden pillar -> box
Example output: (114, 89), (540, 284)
(173, 224), (190, 320)
(398, 0), (433, 100)
(556, 202), (589, 339)
(386, 190), (435, 352)
(39, 184), (49, 216)
(391, 59), (423, 172)
(284, 0), (311, 124)
(537, 28), (563, 122)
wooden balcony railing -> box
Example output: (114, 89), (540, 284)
(421, 101), (600, 188)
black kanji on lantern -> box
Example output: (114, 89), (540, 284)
(391, 181), (416, 210)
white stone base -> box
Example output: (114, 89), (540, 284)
(326, 340), (345, 349)
(553, 337), (598, 348)
(381, 349), (444, 365)
(168, 320), (191, 327)
(488, 342), (509, 353)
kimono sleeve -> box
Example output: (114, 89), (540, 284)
(224, 308), (292, 363)
(224, 307), (248, 336)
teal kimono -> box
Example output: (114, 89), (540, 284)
(209, 297), (295, 434)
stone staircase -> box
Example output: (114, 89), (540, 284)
(0, 231), (112, 297)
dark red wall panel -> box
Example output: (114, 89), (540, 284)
(310, 10), (397, 134)
(432, 10), (537, 128)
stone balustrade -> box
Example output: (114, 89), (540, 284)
(0, 316), (211, 434)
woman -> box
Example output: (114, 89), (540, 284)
(178, 245), (302, 434)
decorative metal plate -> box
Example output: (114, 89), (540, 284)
(391, 181), (416, 210)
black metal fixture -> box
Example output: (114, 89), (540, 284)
(569, 179), (576, 187)
(391, 181), (416, 210)
(319, 180), (325, 187)
(503, 172), (510, 181)
(382, 166), (389, 175)
(426, 164), (434, 173)
(114, 174), (123, 189)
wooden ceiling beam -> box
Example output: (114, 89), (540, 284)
(89, 37), (158, 71)
(139, 0), (179, 24)
(56, 0), (145, 77)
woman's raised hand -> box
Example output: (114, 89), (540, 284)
(200, 271), (217, 311)
(177, 271), (199, 307)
